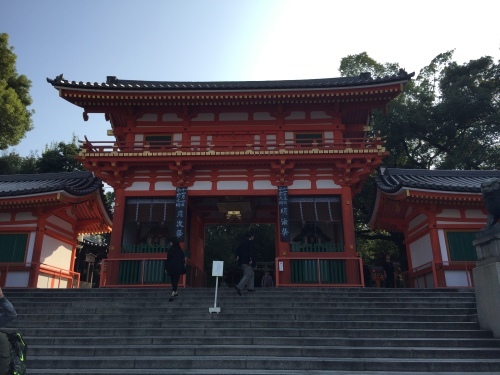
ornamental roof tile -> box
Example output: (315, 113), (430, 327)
(47, 70), (414, 92)
(0, 171), (103, 197)
(375, 168), (500, 194)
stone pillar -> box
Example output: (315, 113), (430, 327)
(472, 223), (500, 337)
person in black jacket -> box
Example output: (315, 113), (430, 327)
(0, 287), (17, 375)
(165, 236), (186, 302)
(234, 231), (256, 295)
(383, 254), (395, 288)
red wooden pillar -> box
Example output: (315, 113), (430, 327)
(340, 185), (359, 285)
(28, 211), (48, 288)
(428, 211), (444, 287)
(341, 185), (356, 256)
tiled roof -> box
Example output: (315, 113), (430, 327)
(0, 171), (103, 197)
(375, 168), (500, 194)
(47, 70), (414, 92)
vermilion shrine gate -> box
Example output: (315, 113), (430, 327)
(48, 71), (414, 287)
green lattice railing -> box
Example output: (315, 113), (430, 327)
(290, 242), (343, 252)
(291, 259), (346, 284)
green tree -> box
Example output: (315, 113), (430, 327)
(340, 50), (500, 266)
(0, 151), (37, 174)
(0, 33), (34, 150)
(0, 137), (84, 174)
(342, 51), (500, 170)
(37, 137), (84, 173)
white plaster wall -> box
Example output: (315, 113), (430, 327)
(36, 274), (68, 288)
(40, 236), (72, 270)
(154, 181), (176, 191)
(413, 273), (435, 288)
(192, 113), (215, 121)
(26, 231), (35, 263)
(324, 131), (334, 144)
(190, 181), (213, 190)
(5, 272), (29, 287)
(465, 209), (486, 219)
(409, 214), (427, 231)
(162, 113), (182, 122)
(311, 111), (331, 119)
(126, 182), (151, 191)
(254, 112), (274, 120)
(137, 114), (158, 122)
(444, 270), (472, 287)
(289, 180), (312, 190)
(438, 229), (449, 262)
(285, 111), (305, 120)
(437, 209), (461, 218)
(47, 215), (73, 232)
(253, 181), (274, 190)
(219, 113), (248, 121)
(15, 212), (36, 221)
(409, 233), (433, 268)
(317, 180), (340, 189)
(217, 181), (249, 190)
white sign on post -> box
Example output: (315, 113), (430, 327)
(209, 261), (224, 313)
(212, 261), (224, 277)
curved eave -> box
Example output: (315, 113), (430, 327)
(369, 188), (485, 233)
(47, 73), (414, 93)
(54, 84), (407, 110)
(0, 190), (112, 235)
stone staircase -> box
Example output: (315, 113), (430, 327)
(3, 287), (500, 374)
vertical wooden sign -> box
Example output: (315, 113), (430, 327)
(175, 187), (187, 241)
(278, 186), (290, 242)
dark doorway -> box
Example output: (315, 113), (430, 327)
(204, 224), (276, 287)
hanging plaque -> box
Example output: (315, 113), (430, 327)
(175, 187), (187, 242)
(278, 186), (290, 242)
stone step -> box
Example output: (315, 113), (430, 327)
(18, 326), (493, 339)
(12, 307), (480, 317)
(26, 355), (500, 372)
(10, 301), (479, 309)
(24, 335), (500, 348)
(27, 344), (500, 359)
(4, 287), (497, 374)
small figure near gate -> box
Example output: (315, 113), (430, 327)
(261, 271), (274, 288)
(234, 231), (256, 295)
(383, 254), (395, 288)
(165, 236), (187, 302)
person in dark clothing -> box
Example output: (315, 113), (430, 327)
(383, 254), (395, 288)
(234, 231), (256, 295)
(165, 236), (186, 302)
(0, 288), (17, 375)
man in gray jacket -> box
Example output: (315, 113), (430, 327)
(0, 288), (18, 375)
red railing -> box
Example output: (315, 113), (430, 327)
(275, 256), (364, 287)
(404, 261), (476, 288)
(79, 136), (383, 155)
(100, 257), (206, 288)
(0, 262), (80, 289)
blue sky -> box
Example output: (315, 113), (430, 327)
(1, 0), (499, 157)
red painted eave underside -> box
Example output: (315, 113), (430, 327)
(372, 189), (484, 232)
(0, 192), (112, 234)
